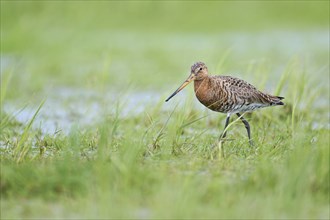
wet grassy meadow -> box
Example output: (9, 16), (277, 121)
(1, 2), (329, 219)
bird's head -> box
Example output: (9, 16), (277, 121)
(165, 62), (208, 102)
(190, 62), (208, 80)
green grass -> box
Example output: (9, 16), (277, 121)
(1, 2), (329, 219)
(1, 98), (329, 218)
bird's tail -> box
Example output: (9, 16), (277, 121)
(272, 96), (284, 105)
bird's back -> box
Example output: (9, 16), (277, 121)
(194, 75), (284, 113)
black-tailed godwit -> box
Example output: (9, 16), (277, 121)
(165, 62), (284, 145)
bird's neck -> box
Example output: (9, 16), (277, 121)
(194, 76), (210, 95)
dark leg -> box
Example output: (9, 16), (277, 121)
(219, 115), (230, 140)
(236, 113), (253, 146)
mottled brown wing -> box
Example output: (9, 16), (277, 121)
(218, 76), (268, 105)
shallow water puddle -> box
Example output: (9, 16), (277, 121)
(3, 87), (173, 134)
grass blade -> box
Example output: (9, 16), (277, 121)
(14, 100), (45, 163)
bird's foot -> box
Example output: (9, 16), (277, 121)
(249, 139), (255, 147)
(218, 132), (227, 142)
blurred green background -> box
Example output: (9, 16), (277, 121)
(1, 1), (329, 98)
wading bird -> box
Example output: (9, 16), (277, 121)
(165, 62), (284, 145)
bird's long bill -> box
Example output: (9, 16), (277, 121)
(165, 74), (195, 102)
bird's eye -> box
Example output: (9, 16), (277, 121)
(199, 67), (203, 71)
